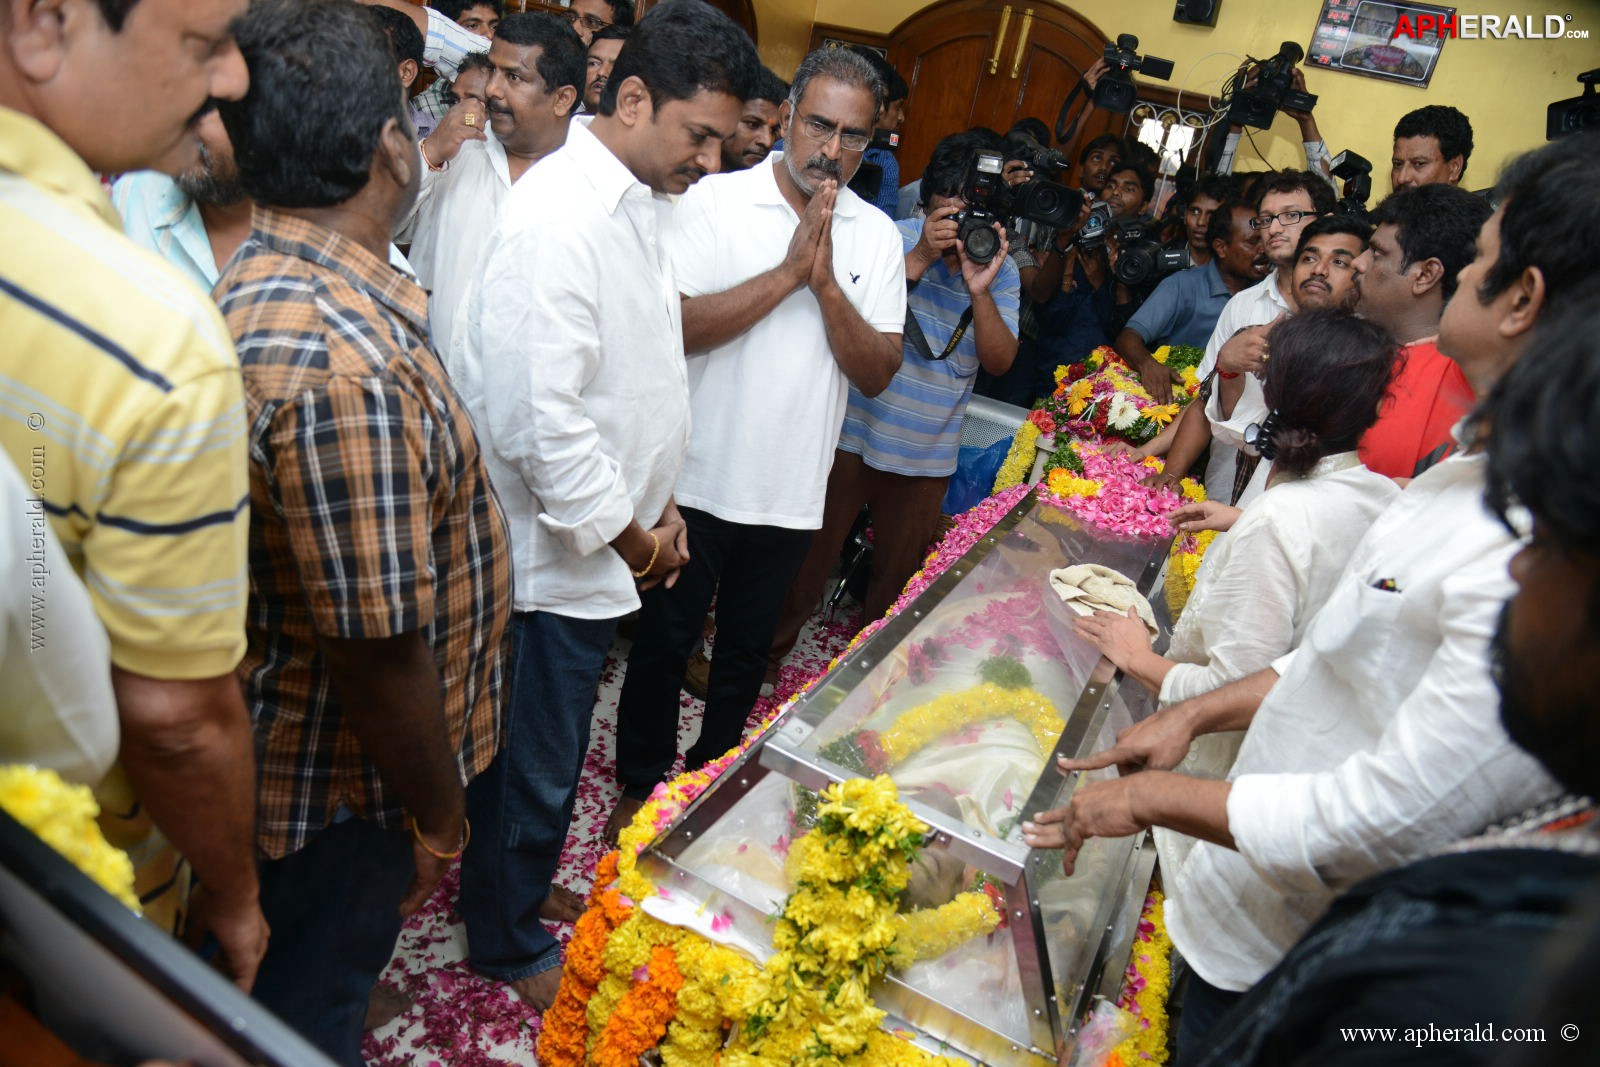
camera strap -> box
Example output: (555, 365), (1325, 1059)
(904, 303), (975, 362)
(1054, 77), (1091, 146)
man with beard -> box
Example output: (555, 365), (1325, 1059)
(1022, 133), (1600, 1066)
(1288, 215), (1366, 313)
(608, 45), (905, 842)
(0, 0), (265, 993)
(720, 65), (787, 172)
(580, 24), (628, 114)
(1352, 184), (1491, 480)
(397, 12), (583, 351)
(213, 2), (514, 1058)
(449, 0), (759, 1013)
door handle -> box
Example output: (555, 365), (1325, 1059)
(987, 5), (1012, 75)
(1011, 8), (1034, 79)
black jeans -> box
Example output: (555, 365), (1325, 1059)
(1175, 963), (1246, 1066)
(615, 506), (811, 797)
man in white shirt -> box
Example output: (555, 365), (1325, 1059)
(1023, 132), (1600, 1063)
(398, 13), (584, 351)
(608, 46), (906, 837)
(448, 0), (759, 1013)
(1150, 170), (1335, 504)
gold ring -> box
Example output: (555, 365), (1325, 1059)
(464, 113), (476, 126)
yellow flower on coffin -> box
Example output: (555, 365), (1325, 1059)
(1180, 478), (1207, 503)
(1144, 403), (1181, 426)
(0, 765), (139, 911)
(1053, 364), (1071, 385)
(1181, 365), (1200, 390)
(1151, 344), (1173, 365)
(1047, 468), (1100, 499)
(1142, 456), (1164, 471)
(1065, 378), (1093, 416)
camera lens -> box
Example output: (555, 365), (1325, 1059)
(961, 219), (1000, 264)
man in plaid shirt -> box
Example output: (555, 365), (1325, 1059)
(214, 3), (511, 1062)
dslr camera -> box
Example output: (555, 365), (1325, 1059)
(952, 150), (1090, 264)
(1225, 42), (1318, 129)
(1094, 34), (1174, 114)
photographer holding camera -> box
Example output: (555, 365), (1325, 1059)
(770, 130), (1019, 670)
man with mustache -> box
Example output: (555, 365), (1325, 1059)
(0, 0), (266, 992)
(1150, 170), (1335, 505)
(1289, 215), (1366, 313)
(397, 12), (583, 352)
(720, 65), (787, 172)
(608, 46), (905, 841)
(580, 23), (628, 114)
(449, 0), (760, 1013)
(1352, 184), (1490, 480)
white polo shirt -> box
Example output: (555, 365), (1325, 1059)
(1195, 270), (1290, 503)
(668, 153), (906, 529)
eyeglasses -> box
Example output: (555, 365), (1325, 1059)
(794, 115), (871, 152)
(563, 9), (610, 32)
(1250, 209), (1320, 230)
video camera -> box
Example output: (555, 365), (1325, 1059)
(1095, 34), (1174, 114)
(1548, 69), (1600, 140)
(1329, 150), (1373, 223)
(1005, 129), (1072, 173)
(1225, 42), (1318, 129)
(1108, 216), (1190, 287)
(952, 150), (1089, 264)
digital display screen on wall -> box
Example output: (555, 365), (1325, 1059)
(1307, 0), (1452, 87)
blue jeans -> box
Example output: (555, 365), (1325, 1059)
(252, 816), (415, 1067)
(459, 610), (619, 981)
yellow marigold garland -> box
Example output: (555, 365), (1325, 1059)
(1107, 891), (1174, 1067)
(993, 419), (1042, 493)
(0, 765), (138, 911)
(876, 683), (1064, 766)
(891, 890), (1002, 963)
(1165, 529), (1218, 620)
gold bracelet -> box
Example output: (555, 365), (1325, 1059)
(410, 815), (469, 860)
(631, 531), (660, 578)
(418, 138), (447, 173)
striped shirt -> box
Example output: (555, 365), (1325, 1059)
(0, 106), (250, 680)
(217, 207), (512, 859)
(838, 218), (1020, 477)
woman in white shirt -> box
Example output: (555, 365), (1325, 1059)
(1076, 310), (1403, 706)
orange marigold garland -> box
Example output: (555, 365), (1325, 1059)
(537, 880), (633, 1067)
(591, 945), (685, 1067)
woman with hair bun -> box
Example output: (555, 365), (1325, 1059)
(1075, 310), (1403, 706)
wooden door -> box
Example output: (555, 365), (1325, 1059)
(885, 0), (1119, 186)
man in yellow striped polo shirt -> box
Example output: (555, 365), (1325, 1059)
(0, 0), (266, 990)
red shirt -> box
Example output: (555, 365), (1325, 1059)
(1359, 338), (1474, 480)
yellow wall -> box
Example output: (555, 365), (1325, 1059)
(803, 0), (1600, 187)
(754, 0), (822, 77)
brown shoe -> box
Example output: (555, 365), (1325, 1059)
(682, 650), (711, 700)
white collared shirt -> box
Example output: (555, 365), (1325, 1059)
(668, 153), (906, 529)
(1160, 454), (1399, 706)
(449, 120), (689, 619)
(1195, 270), (1290, 503)
(396, 132), (519, 352)
(1166, 447), (1563, 991)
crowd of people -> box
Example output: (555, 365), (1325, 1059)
(0, 0), (1597, 1065)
